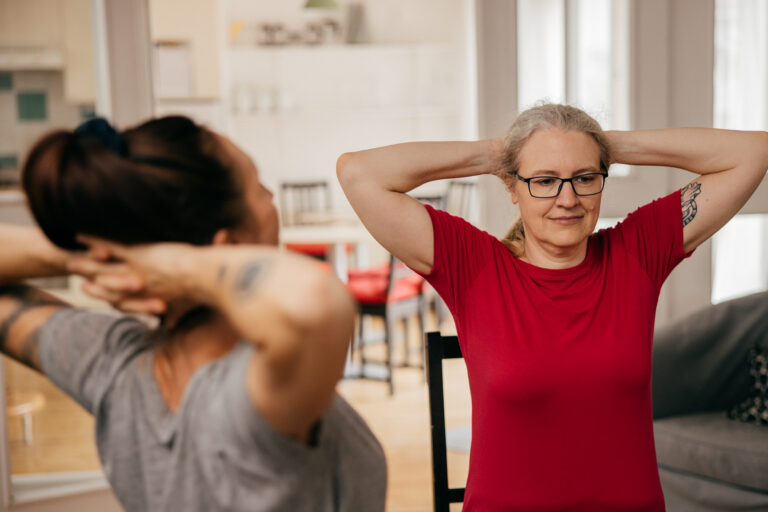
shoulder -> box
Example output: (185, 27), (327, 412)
(601, 191), (682, 245)
(425, 204), (500, 251)
(37, 308), (152, 413)
(623, 191), (682, 230)
(41, 308), (151, 359)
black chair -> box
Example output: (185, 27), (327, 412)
(278, 180), (331, 226)
(425, 331), (466, 511)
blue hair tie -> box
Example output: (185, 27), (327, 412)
(75, 117), (127, 157)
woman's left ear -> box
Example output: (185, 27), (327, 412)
(212, 228), (235, 246)
(509, 185), (520, 205)
(503, 174), (520, 205)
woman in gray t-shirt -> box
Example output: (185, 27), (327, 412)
(0, 116), (386, 511)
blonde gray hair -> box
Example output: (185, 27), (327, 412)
(495, 104), (612, 257)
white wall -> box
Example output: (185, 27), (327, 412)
(225, 44), (469, 211)
(219, 0), (472, 215)
(0, 71), (83, 179)
(0, 0), (63, 48)
(149, 0), (221, 98)
(0, 0), (95, 103)
(62, 0), (95, 104)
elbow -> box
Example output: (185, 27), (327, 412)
(261, 272), (355, 369)
(305, 273), (355, 329)
(336, 152), (362, 190)
(286, 271), (356, 349)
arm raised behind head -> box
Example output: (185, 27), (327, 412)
(337, 138), (504, 274)
(71, 237), (356, 443)
(607, 128), (768, 253)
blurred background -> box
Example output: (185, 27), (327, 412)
(0, 1), (766, 511)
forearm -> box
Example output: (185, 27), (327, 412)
(337, 139), (502, 193)
(0, 225), (70, 284)
(607, 128), (768, 176)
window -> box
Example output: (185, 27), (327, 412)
(712, 215), (768, 303)
(517, 0), (566, 109)
(517, 0), (631, 175)
(711, 0), (768, 303)
(714, 0), (768, 131)
(567, 0), (613, 126)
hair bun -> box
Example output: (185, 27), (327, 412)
(75, 117), (127, 157)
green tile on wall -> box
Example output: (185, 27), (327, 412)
(0, 155), (18, 169)
(0, 154), (20, 187)
(0, 72), (12, 91)
(79, 104), (96, 120)
(17, 91), (47, 121)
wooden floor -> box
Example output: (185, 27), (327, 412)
(4, 358), (100, 474)
(4, 314), (470, 511)
(338, 357), (471, 512)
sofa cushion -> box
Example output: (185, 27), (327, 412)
(654, 412), (768, 492)
(652, 291), (768, 419)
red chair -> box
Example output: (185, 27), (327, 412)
(346, 254), (425, 394)
(284, 242), (332, 259)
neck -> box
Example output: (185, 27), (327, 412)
(520, 237), (589, 269)
(153, 311), (239, 411)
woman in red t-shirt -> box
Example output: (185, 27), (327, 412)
(337, 104), (768, 511)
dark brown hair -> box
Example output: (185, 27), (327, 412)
(22, 116), (248, 250)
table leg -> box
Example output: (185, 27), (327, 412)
(329, 242), (348, 283)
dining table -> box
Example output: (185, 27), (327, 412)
(279, 211), (376, 282)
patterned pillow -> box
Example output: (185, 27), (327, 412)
(727, 347), (768, 426)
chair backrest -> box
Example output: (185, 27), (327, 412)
(278, 180), (331, 226)
(414, 193), (447, 211)
(425, 331), (465, 511)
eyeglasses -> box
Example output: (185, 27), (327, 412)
(514, 172), (608, 198)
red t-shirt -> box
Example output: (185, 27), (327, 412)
(418, 190), (692, 511)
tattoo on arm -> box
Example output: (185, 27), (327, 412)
(0, 284), (64, 371)
(0, 303), (40, 352)
(19, 327), (42, 369)
(217, 264), (227, 283)
(681, 182), (702, 227)
(233, 261), (269, 298)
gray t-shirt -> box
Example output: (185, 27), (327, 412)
(38, 308), (387, 512)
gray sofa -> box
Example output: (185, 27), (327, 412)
(652, 291), (768, 511)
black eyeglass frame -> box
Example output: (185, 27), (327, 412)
(513, 172), (609, 198)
